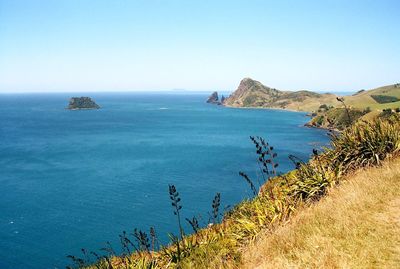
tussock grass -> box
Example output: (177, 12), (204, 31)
(242, 159), (400, 269)
(328, 119), (400, 173)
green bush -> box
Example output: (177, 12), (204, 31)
(288, 158), (339, 202)
(325, 108), (365, 130)
(328, 119), (400, 173)
(363, 106), (372, 114)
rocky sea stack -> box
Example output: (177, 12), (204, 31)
(206, 91), (225, 105)
(67, 97), (100, 110)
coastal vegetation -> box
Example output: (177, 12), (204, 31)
(68, 116), (400, 269)
(306, 106), (366, 130)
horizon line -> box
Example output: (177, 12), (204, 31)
(0, 89), (357, 95)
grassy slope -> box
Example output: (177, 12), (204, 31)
(307, 84), (400, 130)
(345, 84), (400, 110)
(242, 159), (400, 269)
(271, 92), (337, 112)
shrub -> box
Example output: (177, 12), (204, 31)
(379, 112), (400, 124)
(316, 115), (324, 126)
(323, 107), (365, 130)
(288, 157), (339, 202)
(318, 104), (329, 112)
(363, 106), (372, 114)
(328, 119), (400, 173)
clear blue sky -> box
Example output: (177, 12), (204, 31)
(0, 0), (399, 92)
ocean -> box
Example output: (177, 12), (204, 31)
(0, 92), (330, 268)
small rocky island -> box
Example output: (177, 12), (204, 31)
(67, 97), (100, 110)
(206, 91), (225, 105)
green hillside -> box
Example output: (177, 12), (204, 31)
(345, 83), (400, 110)
(308, 84), (400, 130)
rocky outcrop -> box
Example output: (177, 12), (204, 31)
(206, 91), (222, 105)
(67, 97), (100, 110)
(221, 95), (226, 103)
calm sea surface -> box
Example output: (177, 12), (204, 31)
(0, 93), (329, 268)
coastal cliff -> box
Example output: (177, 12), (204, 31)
(68, 97), (100, 110)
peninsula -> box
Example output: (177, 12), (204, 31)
(223, 78), (337, 112)
(214, 78), (400, 130)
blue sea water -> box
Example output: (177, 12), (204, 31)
(0, 93), (329, 269)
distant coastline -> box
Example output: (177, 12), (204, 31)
(208, 78), (400, 131)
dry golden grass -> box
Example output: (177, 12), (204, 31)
(242, 159), (400, 269)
